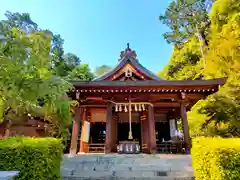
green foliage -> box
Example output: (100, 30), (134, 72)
(210, 0), (240, 33)
(191, 137), (240, 180)
(0, 26), (73, 140)
(94, 65), (112, 76)
(67, 64), (95, 80)
(159, 0), (210, 46)
(0, 11), (82, 78)
(0, 11), (38, 33)
(159, 37), (203, 80)
(0, 137), (64, 180)
(0, 11), (90, 141)
(159, 0), (240, 137)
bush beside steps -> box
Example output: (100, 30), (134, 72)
(191, 137), (240, 180)
(0, 136), (64, 180)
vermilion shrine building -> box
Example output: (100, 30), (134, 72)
(68, 45), (225, 154)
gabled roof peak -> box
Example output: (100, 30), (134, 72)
(119, 43), (137, 61)
(93, 44), (163, 81)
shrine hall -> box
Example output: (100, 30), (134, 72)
(68, 44), (225, 154)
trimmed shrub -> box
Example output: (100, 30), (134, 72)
(0, 136), (64, 180)
(191, 137), (240, 180)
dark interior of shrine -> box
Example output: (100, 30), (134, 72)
(155, 122), (171, 143)
(117, 122), (141, 143)
(89, 122), (106, 143)
(88, 120), (171, 147)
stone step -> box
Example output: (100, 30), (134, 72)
(62, 176), (194, 180)
(62, 164), (193, 172)
(61, 170), (194, 179)
(62, 154), (194, 180)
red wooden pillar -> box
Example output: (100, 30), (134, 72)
(180, 102), (190, 154)
(105, 103), (113, 153)
(111, 114), (118, 152)
(148, 105), (156, 153)
(69, 106), (82, 154)
(141, 114), (149, 153)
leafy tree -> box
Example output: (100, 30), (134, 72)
(159, 0), (240, 137)
(159, 0), (212, 65)
(197, 2), (240, 136)
(0, 28), (74, 139)
(94, 65), (112, 76)
(0, 11), (38, 33)
(67, 64), (95, 81)
(63, 53), (81, 70)
(0, 11), (80, 78)
(159, 36), (203, 80)
(53, 51), (81, 77)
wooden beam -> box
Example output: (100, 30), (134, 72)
(105, 103), (113, 153)
(79, 108), (89, 153)
(69, 106), (82, 154)
(77, 92), (181, 100)
(180, 101), (190, 154)
(80, 104), (107, 107)
(148, 105), (156, 153)
(154, 102), (180, 107)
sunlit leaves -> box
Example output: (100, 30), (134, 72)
(159, 0), (210, 45)
(67, 64), (95, 81)
(159, 0), (240, 137)
(0, 28), (72, 139)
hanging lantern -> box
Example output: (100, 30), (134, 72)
(119, 104), (122, 112)
(142, 104), (145, 111)
(115, 104), (118, 112)
(135, 104), (138, 111)
(124, 104), (128, 112)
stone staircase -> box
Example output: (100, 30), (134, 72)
(61, 154), (194, 180)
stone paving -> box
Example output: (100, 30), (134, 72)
(61, 154), (194, 180)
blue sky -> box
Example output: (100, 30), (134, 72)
(1, 0), (173, 73)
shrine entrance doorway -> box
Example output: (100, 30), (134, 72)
(89, 122), (106, 144)
(116, 112), (142, 153)
(117, 122), (141, 145)
(88, 122), (106, 153)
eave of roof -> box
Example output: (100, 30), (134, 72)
(70, 78), (226, 88)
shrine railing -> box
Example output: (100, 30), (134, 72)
(156, 141), (185, 154)
(88, 143), (105, 153)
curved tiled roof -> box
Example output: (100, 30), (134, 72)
(93, 46), (163, 81)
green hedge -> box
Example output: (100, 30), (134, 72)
(191, 137), (240, 180)
(0, 137), (64, 180)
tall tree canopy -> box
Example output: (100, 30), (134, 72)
(0, 11), (93, 140)
(94, 65), (112, 76)
(67, 64), (95, 81)
(159, 0), (210, 46)
(0, 28), (74, 139)
(0, 11), (86, 78)
(159, 0), (213, 65)
(159, 0), (240, 137)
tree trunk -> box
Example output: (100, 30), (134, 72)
(195, 26), (206, 68)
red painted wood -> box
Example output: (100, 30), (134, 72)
(148, 105), (156, 153)
(180, 102), (190, 154)
(141, 112), (150, 153)
(105, 103), (113, 153)
(69, 106), (82, 154)
(79, 109), (88, 153)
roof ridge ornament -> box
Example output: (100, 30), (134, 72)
(119, 43), (137, 61)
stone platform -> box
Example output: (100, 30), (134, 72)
(61, 154), (194, 180)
